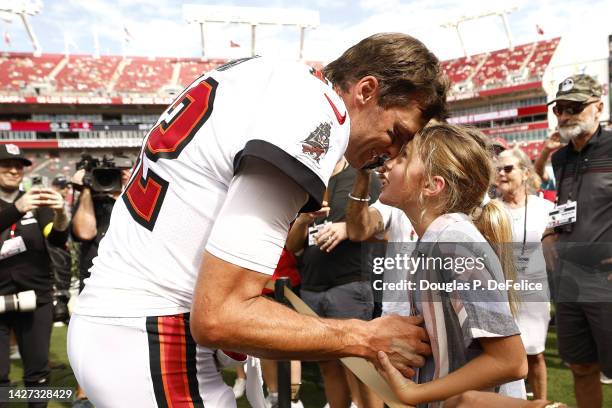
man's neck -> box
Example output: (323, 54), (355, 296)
(571, 124), (599, 152)
(0, 187), (19, 203)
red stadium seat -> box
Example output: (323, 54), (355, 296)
(55, 55), (121, 93)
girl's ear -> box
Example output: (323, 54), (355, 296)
(423, 175), (445, 198)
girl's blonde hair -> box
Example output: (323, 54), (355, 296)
(411, 123), (518, 314)
(499, 146), (541, 194)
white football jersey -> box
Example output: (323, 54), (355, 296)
(75, 57), (349, 317)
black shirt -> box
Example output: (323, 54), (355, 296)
(0, 193), (68, 303)
(299, 166), (381, 291)
(73, 194), (116, 282)
(551, 125), (612, 265)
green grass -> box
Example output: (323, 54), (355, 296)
(7, 325), (612, 407)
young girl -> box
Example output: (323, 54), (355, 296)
(376, 123), (527, 407)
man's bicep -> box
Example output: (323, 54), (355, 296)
(205, 156), (308, 275)
(197, 251), (271, 305)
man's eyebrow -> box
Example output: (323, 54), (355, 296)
(395, 124), (414, 142)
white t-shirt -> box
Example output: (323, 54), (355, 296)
(75, 57), (349, 317)
(370, 200), (416, 243)
(370, 200), (417, 309)
(502, 195), (554, 283)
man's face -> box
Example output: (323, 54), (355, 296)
(0, 159), (25, 191)
(554, 99), (602, 143)
(345, 99), (427, 169)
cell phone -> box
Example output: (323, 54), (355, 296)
(361, 155), (390, 170)
(31, 176), (43, 186)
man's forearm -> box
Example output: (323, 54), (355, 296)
(72, 188), (97, 239)
(202, 293), (373, 361)
(346, 170), (376, 241)
(534, 147), (551, 180)
(53, 209), (69, 231)
(285, 218), (309, 254)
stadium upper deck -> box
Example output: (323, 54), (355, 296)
(0, 37), (560, 99)
(0, 38), (563, 161)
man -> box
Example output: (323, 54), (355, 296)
(285, 156), (383, 408)
(0, 145), (68, 407)
(543, 74), (612, 408)
(67, 33), (448, 407)
(346, 165), (417, 318)
(71, 156), (133, 290)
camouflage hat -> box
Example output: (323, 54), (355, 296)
(547, 74), (603, 105)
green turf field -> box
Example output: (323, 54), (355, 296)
(5, 324), (611, 407)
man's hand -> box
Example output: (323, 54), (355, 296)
(36, 188), (65, 211)
(315, 222), (347, 252)
(367, 314), (430, 377)
(71, 169), (86, 186)
(544, 131), (563, 152)
(295, 201), (330, 225)
(14, 188), (44, 213)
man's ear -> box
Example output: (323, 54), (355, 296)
(354, 76), (379, 106)
(423, 175), (445, 198)
(595, 100), (604, 116)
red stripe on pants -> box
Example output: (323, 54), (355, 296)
(158, 315), (195, 408)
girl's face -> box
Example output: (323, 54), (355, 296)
(495, 153), (527, 196)
(379, 143), (426, 212)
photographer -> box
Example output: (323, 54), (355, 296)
(71, 156), (132, 290)
(0, 144), (68, 407)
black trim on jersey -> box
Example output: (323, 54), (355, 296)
(122, 166), (170, 232)
(146, 316), (168, 408)
(183, 314), (205, 406)
(233, 139), (325, 213)
(215, 56), (260, 71)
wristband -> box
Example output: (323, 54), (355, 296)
(348, 193), (371, 202)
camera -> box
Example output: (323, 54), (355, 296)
(76, 154), (125, 193)
(0, 291), (37, 314)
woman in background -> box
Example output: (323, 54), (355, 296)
(496, 147), (553, 400)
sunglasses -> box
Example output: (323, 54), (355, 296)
(552, 100), (598, 116)
(496, 165), (515, 174)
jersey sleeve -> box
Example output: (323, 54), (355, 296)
(233, 63), (349, 212)
(206, 157), (308, 275)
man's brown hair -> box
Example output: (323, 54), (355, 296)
(323, 32), (449, 120)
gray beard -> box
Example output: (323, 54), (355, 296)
(559, 123), (588, 143)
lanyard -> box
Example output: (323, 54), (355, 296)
(9, 224), (16, 239)
(521, 195), (527, 255)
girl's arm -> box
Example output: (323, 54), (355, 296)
(378, 334), (527, 406)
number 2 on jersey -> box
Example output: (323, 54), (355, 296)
(122, 77), (218, 231)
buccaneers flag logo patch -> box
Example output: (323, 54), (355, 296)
(301, 122), (331, 163)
